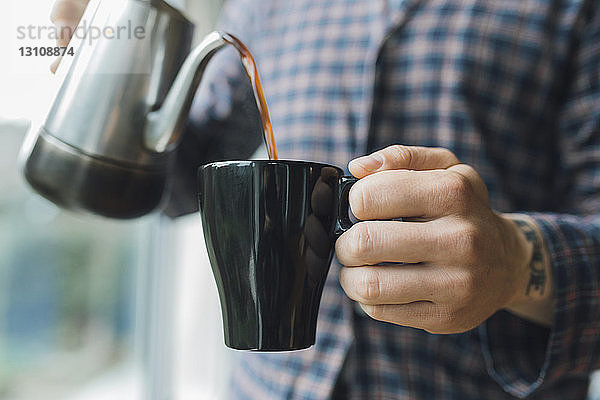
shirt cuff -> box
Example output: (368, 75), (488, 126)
(480, 212), (600, 398)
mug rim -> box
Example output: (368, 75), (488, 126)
(199, 159), (345, 174)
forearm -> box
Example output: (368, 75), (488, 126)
(481, 212), (600, 397)
(501, 214), (555, 326)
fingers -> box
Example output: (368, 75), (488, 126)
(50, 58), (62, 74)
(357, 302), (466, 334)
(50, 21), (75, 72)
(339, 263), (442, 305)
(339, 146), (506, 334)
(349, 145), (460, 178)
(348, 168), (479, 220)
(448, 164), (489, 203)
(51, 0), (89, 24)
(50, 0), (88, 73)
(335, 216), (493, 268)
(335, 220), (450, 265)
(54, 20), (76, 47)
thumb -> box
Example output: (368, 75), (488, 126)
(348, 145), (461, 178)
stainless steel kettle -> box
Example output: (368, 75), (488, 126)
(21, 0), (230, 218)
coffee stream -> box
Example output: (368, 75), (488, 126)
(222, 33), (279, 160)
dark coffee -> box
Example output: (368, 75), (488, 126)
(199, 160), (355, 351)
(223, 33), (279, 160)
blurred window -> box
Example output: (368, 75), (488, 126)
(0, 1), (230, 399)
(0, 2), (154, 399)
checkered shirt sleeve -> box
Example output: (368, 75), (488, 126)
(481, 4), (600, 397)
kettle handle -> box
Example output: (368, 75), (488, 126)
(144, 31), (228, 153)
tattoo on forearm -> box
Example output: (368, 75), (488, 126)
(526, 261), (546, 296)
(512, 219), (546, 296)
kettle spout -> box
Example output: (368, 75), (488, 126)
(144, 31), (228, 153)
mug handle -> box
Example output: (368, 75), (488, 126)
(334, 176), (358, 237)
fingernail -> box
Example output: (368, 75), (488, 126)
(349, 154), (383, 172)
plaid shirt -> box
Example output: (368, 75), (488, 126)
(172, 0), (600, 398)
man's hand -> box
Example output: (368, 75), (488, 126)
(50, 0), (89, 72)
(335, 145), (554, 334)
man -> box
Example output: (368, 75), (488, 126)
(52, 0), (600, 398)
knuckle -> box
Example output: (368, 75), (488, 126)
(449, 271), (478, 305)
(438, 147), (457, 161)
(439, 221), (485, 263)
(355, 223), (376, 260)
(344, 223), (375, 263)
(386, 145), (414, 168)
(52, 1), (83, 22)
(445, 172), (473, 200)
(435, 147), (461, 167)
(436, 173), (475, 214)
(459, 164), (478, 177)
(356, 268), (381, 302)
(456, 222), (486, 262)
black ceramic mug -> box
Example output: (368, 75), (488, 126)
(198, 160), (356, 351)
